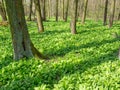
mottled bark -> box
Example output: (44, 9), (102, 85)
(5, 0), (45, 60)
(34, 0), (44, 32)
(70, 0), (78, 34)
(81, 0), (88, 24)
(103, 0), (108, 26)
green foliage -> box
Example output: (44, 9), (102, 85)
(0, 20), (120, 90)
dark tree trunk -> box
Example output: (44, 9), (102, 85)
(56, 0), (58, 21)
(103, 0), (108, 26)
(70, 0), (78, 34)
(34, 0), (44, 32)
(5, 0), (45, 60)
(0, 0), (7, 21)
(109, 0), (116, 28)
(118, 13), (120, 20)
(64, 0), (69, 22)
(62, 0), (64, 20)
(81, 0), (88, 24)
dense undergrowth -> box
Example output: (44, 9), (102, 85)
(0, 19), (120, 90)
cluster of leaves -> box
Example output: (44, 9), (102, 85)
(0, 19), (120, 90)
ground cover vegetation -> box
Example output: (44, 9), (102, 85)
(0, 19), (120, 90)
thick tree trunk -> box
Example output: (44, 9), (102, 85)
(103, 0), (108, 26)
(64, 0), (69, 22)
(70, 0), (78, 34)
(41, 0), (46, 21)
(109, 0), (116, 28)
(56, 0), (58, 21)
(5, 0), (45, 60)
(81, 0), (88, 24)
(0, 1), (7, 21)
(34, 0), (44, 32)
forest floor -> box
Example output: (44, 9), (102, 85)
(0, 19), (120, 90)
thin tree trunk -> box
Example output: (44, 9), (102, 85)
(0, 0), (7, 21)
(27, 0), (33, 21)
(109, 0), (116, 28)
(103, 0), (108, 26)
(5, 0), (45, 60)
(64, 0), (69, 22)
(48, 0), (51, 19)
(118, 13), (120, 20)
(34, 0), (44, 32)
(70, 0), (78, 34)
(41, 0), (46, 21)
(56, 0), (58, 21)
(81, 0), (88, 24)
(62, 0), (64, 20)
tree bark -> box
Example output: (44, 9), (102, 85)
(41, 0), (46, 21)
(70, 0), (78, 34)
(109, 0), (116, 28)
(27, 0), (33, 21)
(5, 0), (45, 60)
(103, 0), (108, 26)
(62, 0), (64, 20)
(118, 12), (120, 20)
(0, 0), (7, 21)
(56, 0), (58, 21)
(34, 0), (44, 32)
(64, 0), (69, 22)
(81, 0), (88, 24)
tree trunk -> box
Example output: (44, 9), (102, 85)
(103, 0), (108, 26)
(62, 0), (64, 20)
(41, 0), (46, 21)
(118, 13), (120, 20)
(0, 0), (7, 21)
(5, 0), (45, 60)
(27, 0), (33, 21)
(70, 0), (78, 34)
(64, 0), (69, 22)
(48, 0), (51, 19)
(34, 0), (44, 32)
(109, 0), (116, 28)
(56, 0), (58, 21)
(81, 0), (88, 24)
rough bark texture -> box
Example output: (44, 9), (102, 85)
(70, 0), (78, 34)
(109, 0), (116, 28)
(5, 0), (45, 60)
(81, 0), (88, 24)
(103, 0), (108, 26)
(0, 0), (7, 21)
(34, 0), (44, 32)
